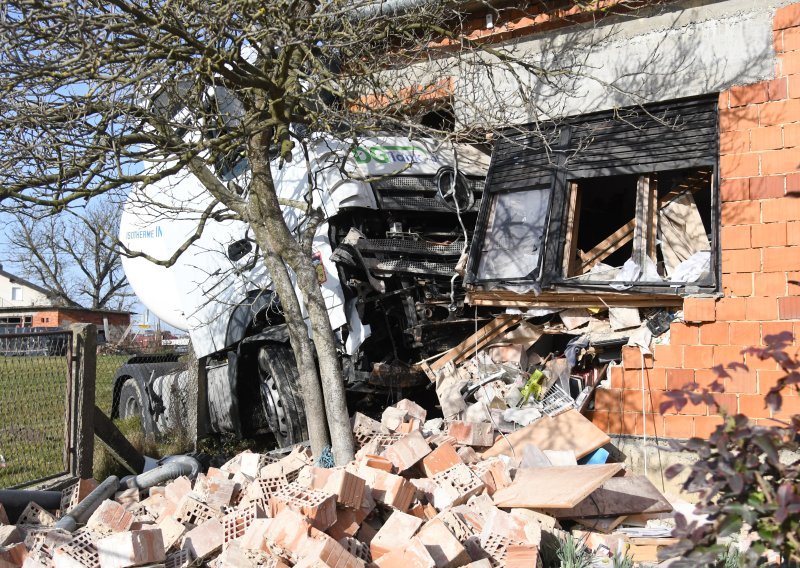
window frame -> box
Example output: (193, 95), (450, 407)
(466, 95), (721, 297)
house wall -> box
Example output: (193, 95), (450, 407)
(440, 0), (795, 128)
(0, 274), (49, 308)
(25, 309), (129, 341)
(589, 2), (800, 439)
(56, 310), (130, 342)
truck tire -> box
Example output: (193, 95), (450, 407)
(257, 344), (308, 447)
(117, 378), (156, 437)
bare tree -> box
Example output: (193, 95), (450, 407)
(6, 201), (134, 310)
(0, 0), (652, 462)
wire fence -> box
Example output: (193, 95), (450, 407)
(0, 325), (191, 489)
(0, 330), (72, 488)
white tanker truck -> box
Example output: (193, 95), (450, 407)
(113, 135), (490, 447)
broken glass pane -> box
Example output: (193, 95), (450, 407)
(476, 188), (551, 280)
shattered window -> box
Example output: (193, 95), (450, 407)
(563, 168), (713, 288)
(476, 187), (551, 281)
(467, 95), (719, 294)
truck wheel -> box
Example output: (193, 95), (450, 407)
(117, 378), (156, 437)
(257, 344), (308, 447)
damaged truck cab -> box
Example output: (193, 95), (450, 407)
(115, 135), (489, 445)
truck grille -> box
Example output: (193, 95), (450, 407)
(373, 176), (483, 212)
(359, 239), (465, 256)
(372, 259), (457, 277)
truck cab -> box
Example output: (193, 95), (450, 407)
(114, 135), (490, 446)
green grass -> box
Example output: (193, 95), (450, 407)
(0, 354), (129, 488)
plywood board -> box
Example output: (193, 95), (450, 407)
(481, 409), (610, 460)
(492, 463), (623, 509)
(553, 475), (672, 519)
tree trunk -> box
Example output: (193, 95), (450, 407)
(246, 132), (354, 464)
(252, 233), (331, 457)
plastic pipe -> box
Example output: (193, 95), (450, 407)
(121, 455), (201, 491)
(0, 489), (62, 511)
(54, 475), (119, 532)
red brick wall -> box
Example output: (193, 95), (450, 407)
(57, 310), (130, 328)
(32, 311), (60, 328)
(590, 3), (800, 439)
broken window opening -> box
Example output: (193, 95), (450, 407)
(562, 167), (714, 289)
(466, 95), (720, 297)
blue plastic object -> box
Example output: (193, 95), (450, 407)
(578, 447), (610, 465)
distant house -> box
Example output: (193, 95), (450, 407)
(0, 265), (131, 341)
(0, 264), (52, 316)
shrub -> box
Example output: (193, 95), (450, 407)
(659, 332), (800, 566)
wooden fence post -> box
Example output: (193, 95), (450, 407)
(71, 323), (96, 479)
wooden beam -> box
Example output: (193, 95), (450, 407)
(646, 177), (658, 262)
(562, 182), (582, 277)
(466, 290), (683, 309)
(429, 315), (522, 374)
(93, 405), (145, 475)
(576, 220), (635, 273)
(633, 175), (656, 269)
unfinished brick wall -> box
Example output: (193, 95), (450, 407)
(590, 3), (800, 440)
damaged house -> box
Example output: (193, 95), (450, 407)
(427, 0), (800, 442)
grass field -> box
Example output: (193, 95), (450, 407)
(0, 354), (128, 488)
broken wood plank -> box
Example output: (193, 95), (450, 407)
(466, 290), (684, 309)
(481, 409), (610, 460)
(553, 475), (672, 519)
(430, 315), (522, 374)
(562, 182), (581, 277)
(492, 463), (624, 509)
(633, 175), (657, 269)
(577, 220), (635, 274)
(93, 405), (145, 474)
(575, 515), (627, 534)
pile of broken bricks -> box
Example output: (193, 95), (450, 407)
(0, 397), (680, 568)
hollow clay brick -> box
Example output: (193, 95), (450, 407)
(195, 473), (239, 510)
(395, 399), (427, 422)
(0, 541), (28, 566)
(370, 511), (423, 560)
(383, 431), (431, 471)
(417, 518), (471, 568)
(268, 483), (337, 531)
(421, 444), (463, 478)
(236, 518), (273, 552)
(0, 526), (21, 548)
(362, 455), (393, 473)
(221, 502), (264, 549)
(183, 518), (224, 560)
(430, 463), (485, 511)
(447, 421), (494, 447)
(156, 516), (186, 552)
(381, 406), (408, 431)
(16, 502), (56, 527)
(96, 528), (165, 568)
(164, 476), (192, 505)
(52, 530), (99, 568)
(372, 536), (435, 568)
(357, 466), (415, 511)
(87, 500), (135, 535)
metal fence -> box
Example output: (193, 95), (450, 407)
(0, 330), (72, 488)
(0, 324), (195, 488)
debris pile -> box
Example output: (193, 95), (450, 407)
(0, 393), (680, 567)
